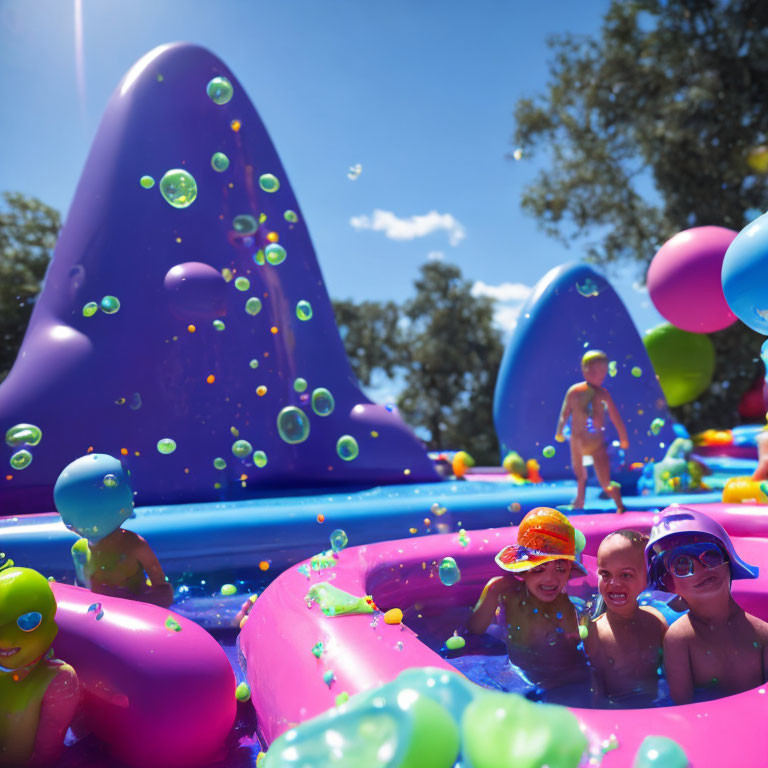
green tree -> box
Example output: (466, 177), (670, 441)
(0, 192), (60, 381)
(331, 299), (402, 387)
(512, 0), (768, 430)
(398, 262), (503, 463)
(333, 263), (504, 464)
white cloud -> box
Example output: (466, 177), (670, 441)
(470, 281), (532, 303)
(426, 251), (445, 261)
(470, 280), (533, 338)
(349, 209), (466, 246)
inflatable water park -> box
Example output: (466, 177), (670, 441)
(4, 41), (768, 768)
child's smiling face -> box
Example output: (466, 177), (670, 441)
(521, 559), (571, 602)
(597, 534), (647, 618)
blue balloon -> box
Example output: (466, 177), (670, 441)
(53, 454), (133, 541)
(721, 213), (768, 334)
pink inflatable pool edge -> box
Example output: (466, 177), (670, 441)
(240, 503), (768, 766)
(51, 583), (236, 768)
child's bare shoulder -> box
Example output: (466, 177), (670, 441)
(745, 611), (768, 638)
(498, 576), (524, 599)
(118, 528), (145, 549)
(640, 605), (669, 631)
(664, 614), (693, 644)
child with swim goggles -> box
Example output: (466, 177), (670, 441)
(584, 530), (667, 706)
(469, 507), (589, 692)
(647, 507), (768, 703)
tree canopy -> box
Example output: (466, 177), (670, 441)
(0, 192), (60, 381)
(513, 0), (768, 429)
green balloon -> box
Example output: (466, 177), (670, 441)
(643, 323), (715, 407)
(461, 690), (586, 768)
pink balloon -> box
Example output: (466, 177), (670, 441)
(647, 226), (738, 333)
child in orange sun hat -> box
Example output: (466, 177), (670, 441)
(468, 507), (589, 690)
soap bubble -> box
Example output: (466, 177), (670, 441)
(336, 435), (359, 461)
(347, 163), (362, 180)
(277, 406), (311, 444)
(233, 214), (258, 234)
(438, 557), (461, 586)
(5, 424), (42, 447)
(330, 529), (349, 553)
(253, 450), (268, 468)
(265, 244), (286, 265)
(211, 152), (229, 172)
(650, 418), (665, 436)
(245, 297), (262, 315)
(206, 76), (233, 105)
(249, 359), (260, 369)
(213, 458), (226, 470)
(542, 445), (555, 458)
(608, 360), (618, 377)
(631, 366), (642, 377)
(222, 268), (234, 283)
(311, 388), (335, 416)
(294, 378), (308, 392)
(221, 583), (237, 596)
(82, 302), (98, 317)
(259, 173), (280, 192)
(253, 250), (265, 266)
(234, 277), (250, 291)
(159, 169), (197, 209)
(157, 438), (177, 455)
(284, 209), (298, 223)
(232, 440), (253, 458)
(100, 296), (120, 314)
(102, 474), (119, 488)
(296, 300), (313, 321)
(140, 175), (155, 189)
(10, 450), (32, 470)
(213, 320), (226, 331)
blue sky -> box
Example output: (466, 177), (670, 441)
(1, 0), (664, 398)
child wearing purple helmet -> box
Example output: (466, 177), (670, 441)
(647, 507), (768, 703)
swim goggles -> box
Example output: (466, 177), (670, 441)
(657, 542), (727, 578)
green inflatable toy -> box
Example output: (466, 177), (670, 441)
(643, 323), (715, 407)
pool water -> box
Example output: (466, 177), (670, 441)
(404, 590), (685, 709)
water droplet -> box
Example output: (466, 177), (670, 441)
(277, 407), (310, 444)
(159, 169), (197, 209)
(245, 297), (262, 315)
(10, 450), (32, 470)
(232, 440), (253, 458)
(311, 388), (335, 416)
(5, 424), (42, 447)
(438, 557), (461, 586)
(330, 529), (348, 552)
(100, 296), (120, 314)
(234, 276), (250, 291)
(140, 175), (155, 189)
(296, 300), (313, 321)
(206, 76), (233, 105)
(259, 173), (280, 192)
(265, 243), (286, 265)
(253, 450), (268, 468)
(293, 378), (308, 393)
(211, 152), (229, 172)
(213, 457), (226, 470)
(284, 209), (298, 223)
(336, 435), (359, 461)
(157, 438), (177, 455)
(233, 214), (258, 234)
